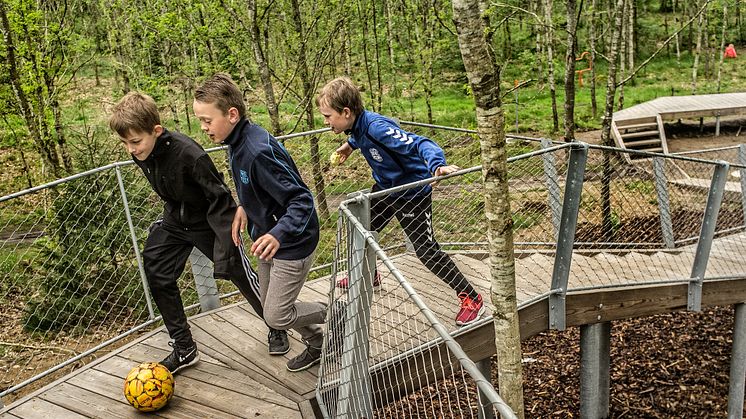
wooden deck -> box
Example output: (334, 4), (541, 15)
(3, 232), (746, 418)
(611, 92), (746, 160)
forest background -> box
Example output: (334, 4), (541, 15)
(0, 0), (745, 194)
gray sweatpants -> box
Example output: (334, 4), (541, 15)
(257, 252), (326, 347)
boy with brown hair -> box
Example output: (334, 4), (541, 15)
(193, 73), (328, 372)
(317, 76), (485, 326)
(109, 92), (288, 374)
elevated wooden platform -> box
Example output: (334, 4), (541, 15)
(3, 232), (746, 418)
(611, 92), (746, 161)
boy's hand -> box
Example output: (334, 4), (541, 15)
(334, 143), (354, 165)
(231, 206), (248, 247)
(433, 165), (460, 187)
(251, 233), (280, 260)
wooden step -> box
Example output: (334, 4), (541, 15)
(620, 130), (660, 139)
(619, 121), (658, 130)
(625, 138), (662, 147)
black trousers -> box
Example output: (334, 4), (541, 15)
(370, 189), (478, 299)
(143, 221), (264, 346)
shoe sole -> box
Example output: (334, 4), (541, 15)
(286, 357), (321, 372)
(455, 304), (487, 326)
(170, 352), (201, 375)
(269, 347), (291, 356)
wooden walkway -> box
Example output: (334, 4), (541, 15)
(3, 233), (746, 417)
(611, 92), (746, 160)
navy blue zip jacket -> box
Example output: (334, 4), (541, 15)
(224, 118), (319, 260)
(346, 110), (447, 197)
(133, 128), (239, 279)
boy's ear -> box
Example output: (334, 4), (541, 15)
(153, 125), (164, 136)
(228, 107), (240, 124)
(343, 107), (353, 119)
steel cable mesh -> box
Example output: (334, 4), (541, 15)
(317, 208), (503, 419)
(0, 167), (154, 398)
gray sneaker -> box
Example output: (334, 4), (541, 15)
(268, 328), (290, 355)
(286, 342), (322, 372)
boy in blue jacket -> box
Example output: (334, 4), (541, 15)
(109, 92), (286, 374)
(317, 77), (485, 326)
(193, 73), (328, 372)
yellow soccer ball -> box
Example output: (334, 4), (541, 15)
(123, 362), (174, 412)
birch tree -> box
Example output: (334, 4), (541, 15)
(563, 0), (579, 141)
(452, 0), (524, 416)
(544, 0), (559, 132)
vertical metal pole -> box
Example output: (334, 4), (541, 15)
(580, 322), (611, 419)
(115, 166), (155, 320)
(337, 194), (374, 419)
(550, 143), (588, 330)
(653, 157), (676, 249)
(738, 145), (746, 228)
(189, 248), (220, 312)
(477, 358), (496, 419)
(0, 395), (4, 409)
(728, 303), (746, 419)
(541, 138), (562, 241)
(689, 162), (729, 312)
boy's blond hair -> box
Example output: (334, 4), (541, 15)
(195, 73), (246, 118)
(109, 92), (161, 137)
(316, 77), (364, 117)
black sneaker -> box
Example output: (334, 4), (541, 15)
(160, 341), (200, 375)
(286, 342), (322, 372)
(268, 328), (290, 355)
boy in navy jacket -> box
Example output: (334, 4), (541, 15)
(109, 92), (286, 374)
(317, 77), (485, 326)
(193, 73), (328, 372)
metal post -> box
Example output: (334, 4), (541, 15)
(115, 166), (155, 320)
(0, 395), (4, 409)
(477, 358), (496, 419)
(689, 162), (729, 311)
(739, 145), (746, 228)
(728, 303), (746, 419)
(653, 157), (676, 249)
(337, 194), (374, 418)
(550, 143), (588, 330)
(541, 138), (562, 241)
(580, 322), (611, 419)
(189, 248), (220, 312)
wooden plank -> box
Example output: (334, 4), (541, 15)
(98, 352), (298, 410)
(38, 381), (145, 419)
(64, 369), (244, 419)
(4, 397), (86, 419)
(620, 130), (660, 139)
(298, 399), (320, 419)
(193, 311), (318, 395)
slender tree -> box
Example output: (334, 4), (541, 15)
(692, 1), (705, 94)
(564, 0), (579, 140)
(246, 0), (282, 135)
(544, 0), (559, 132)
(452, 0), (524, 416)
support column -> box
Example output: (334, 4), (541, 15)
(189, 248), (220, 312)
(728, 303), (746, 419)
(580, 322), (611, 419)
(477, 358), (496, 419)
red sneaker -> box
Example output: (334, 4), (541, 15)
(336, 271), (382, 289)
(456, 293), (485, 326)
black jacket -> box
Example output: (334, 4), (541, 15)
(133, 128), (238, 278)
(224, 119), (319, 260)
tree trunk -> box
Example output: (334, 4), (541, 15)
(674, 1), (681, 63)
(589, 0), (598, 117)
(247, 0), (282, 135)
(716, 3), (727, 93)
(452, 0), (524, 416)
(618, 0), (628, 110)
(289, 0), (329, 219)
(564, 0), (578, 141)
(691, 2), (704, 94)
(600, 0), (626, 242)
(544, 0), (559, 133)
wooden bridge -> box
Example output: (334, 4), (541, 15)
(611, 92), (746, 161)
(2, 230), (746, 418)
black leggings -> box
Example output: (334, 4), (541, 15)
(143, 221), (264, 346)
(370, 189), (479, 299)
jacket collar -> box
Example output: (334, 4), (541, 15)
(345, 110), (367, 136)
(223, 117), (250, 147)
(145, 128), (173, 160)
